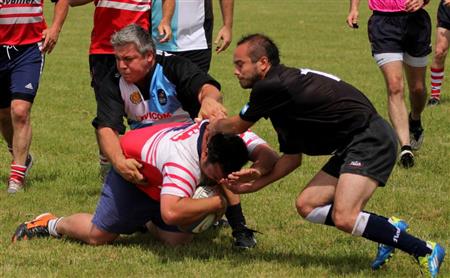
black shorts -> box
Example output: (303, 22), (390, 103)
(368, 9), (432, 57)
(437, 0), (450, 30)
(322, 116), (398, 187)
(89, 54), (118, 94)
(169, 48), (212, 73)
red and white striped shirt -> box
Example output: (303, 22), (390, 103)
(89, 0), (151, 54)
(120, 121), (266, 201)
(0, 0), (47, 45)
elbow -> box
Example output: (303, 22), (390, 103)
(161, 209), (181, 226)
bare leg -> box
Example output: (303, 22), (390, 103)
(0, 107), (13, 147)
(10, 99), (32, 165)
(56, 213), (118, 245)
(146, 222), (193, 246)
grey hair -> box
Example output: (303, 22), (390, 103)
(111, 24), (155, 55)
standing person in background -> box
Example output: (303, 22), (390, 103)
(152, 1), (259, 249)
(151, 0), (234, 72)
(0, 0), (69, 193)
(346, 0), (430, 168)
(68, 0), (174, 178)
(429, 0), (450, 106)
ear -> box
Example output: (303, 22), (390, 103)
(146, 50), (155, 64)
(257, 56), (270, 72)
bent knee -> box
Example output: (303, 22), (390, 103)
(295, 195), (314, 219)
(86, 230), (118, 246)
(332, 211), (357, 233)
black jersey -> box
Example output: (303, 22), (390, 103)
(92, 53), (221, 134)
(239, 65), (378, 155)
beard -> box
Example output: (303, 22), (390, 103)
(238, 74), (260, 89)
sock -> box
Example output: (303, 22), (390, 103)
(225, 203), (246, 231)
(10, 163), (27, 183)
(430, 67), (444, 100)
(305, 204), (335, 226)
(409, 113), (422, 130)
(361, 213), (432, 258)
(48, 217), (63, 237)
(401, 145), (412, 152)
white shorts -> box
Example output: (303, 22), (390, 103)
(373, 52), (428, 68)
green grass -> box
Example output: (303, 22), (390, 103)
(1, 1), (449, 277)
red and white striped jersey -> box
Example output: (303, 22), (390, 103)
(120, 121), (266, 201)
(89, 0), (151, 54)
(0, 0), (47, 45)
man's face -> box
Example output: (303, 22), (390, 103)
(200, 159), (225, 185)
(233, 43), (261, 89)
(114, 43), (153, 84)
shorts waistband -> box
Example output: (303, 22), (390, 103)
(372, 10), (409, 16)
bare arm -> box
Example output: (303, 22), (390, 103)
(405, 0), (426, 12)
(96, 127), (145, 184)
(346, 0), (360, 28)
(208, 115), (254, 135)
(225, 153), (301, 194)
(41, 0), (69, 54)
(215, 0), (234, 53)
(68, 0), (92, 7)
(160, 193), (227, 226)
(195, 84), (227, 121)
(156, 0), (175, 43)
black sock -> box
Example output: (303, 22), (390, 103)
(401, 145), (412, 152)
(362, 214), (431, 258)
(324, 204), (335, 226)
(225, 203), (246, 231)
(409, 113), (422, 129)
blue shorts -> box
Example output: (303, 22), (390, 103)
(0, 43), (44, 108)
(92, 169), (181, 234)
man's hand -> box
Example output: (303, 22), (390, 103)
(195, 97), (227, 122)
(405, 0), (425, 12)
(445, 0), (450, 6)
(41, 27), (61, 54)
(157, 21), (172, 43)
(346, 10), (359, 28)
(214, 26), (232, 53)
(114, 158), (146, 184)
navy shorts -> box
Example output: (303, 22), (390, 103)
(368, 9), (432, 57)
(0, 43), (44, 108)
(437, 0), (450, 30)
(322, 116), (398, 187)
(92, 169), (181, 234)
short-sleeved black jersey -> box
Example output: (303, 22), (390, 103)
(239, 65), (378, 155)
(92, 53), (221, 134)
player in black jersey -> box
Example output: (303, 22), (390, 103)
(209, 34), (445, 276)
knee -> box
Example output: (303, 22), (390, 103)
(295, 195), (313, 219)
(331, 210), (356, 233)
(387, 82), (404, 97)
(10, 105), (30, 123)
(434, 47), (448, 63)
(86, 231), (117, 246)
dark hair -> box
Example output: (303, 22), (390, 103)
(237, 33), (280, 66)
(207, 134), (249, 175)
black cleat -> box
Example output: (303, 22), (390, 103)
(427, 97), (440, 106)
(232, 227), (257, 249)
(12, 213), (56, 242)
(399, 149), (414, 168)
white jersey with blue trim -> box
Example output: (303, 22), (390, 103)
(152, 0), (212, 52)
(119, 63), (193, 129)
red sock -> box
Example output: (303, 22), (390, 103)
(10, 163), (27, 183)
(430, 67), (444, 100)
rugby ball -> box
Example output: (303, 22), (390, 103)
(178, 185), (226, 234)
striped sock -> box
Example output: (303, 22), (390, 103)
(10, 163), (27, 183)
(430, 67), (444, 100)
(48, 217), (63, 237)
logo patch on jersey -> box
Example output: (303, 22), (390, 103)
(157, 89), (167, 105)
(25, 83), (34, 90)
(130, 91), (142, 104)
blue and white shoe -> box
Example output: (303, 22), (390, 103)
(371, 217), (409, 270)
(418, 241), (446, 278)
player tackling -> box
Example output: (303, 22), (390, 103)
(209, 34), (446, 277)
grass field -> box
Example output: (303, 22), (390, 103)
(1, 1), (449, 277)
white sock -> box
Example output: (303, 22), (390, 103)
(305, 204), (332, 224)
(48, 217), (63, 237)
(351, 212), (370, 236)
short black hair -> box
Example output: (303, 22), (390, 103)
(207, 134), (249, 175)
(237, 33), (280, 66)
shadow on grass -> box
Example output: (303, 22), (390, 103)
(112, 229), (372, 275)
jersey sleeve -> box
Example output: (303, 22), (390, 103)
(91, 72), (127, 134)
(239, 77), (291, 123)
(160, 161), (199, 198)
(159, 54), (221, 118)
(239, 130), (267, 155)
